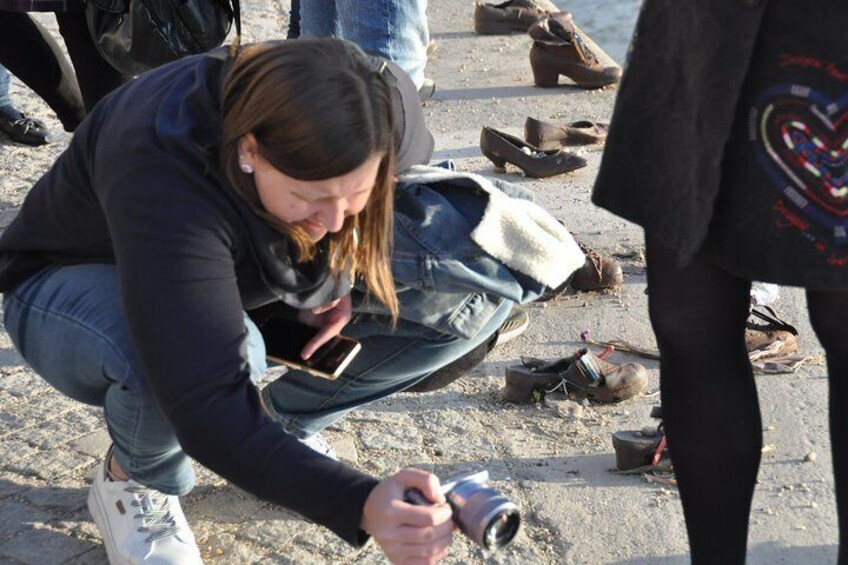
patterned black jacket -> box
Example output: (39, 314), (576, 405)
(592, 0), (767, 263)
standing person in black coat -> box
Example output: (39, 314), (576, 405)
(0, 0), (130, 131)
(593, 0), (848, 563)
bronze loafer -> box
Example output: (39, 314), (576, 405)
(480, 126), (587, 178)
(524, 116), (609, 148)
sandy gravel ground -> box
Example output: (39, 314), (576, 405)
(0, 1), (839, 564)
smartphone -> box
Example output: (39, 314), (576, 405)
(261, 317), (362, 380)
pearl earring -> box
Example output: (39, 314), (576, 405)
(240, 162), (253, 174)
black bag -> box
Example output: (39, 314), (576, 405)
(85, 0), (241, 76)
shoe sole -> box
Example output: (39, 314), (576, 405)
(88, 484), (125, 565)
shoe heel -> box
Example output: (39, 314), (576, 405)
(530, 59), (561, 88)
(488, 156), (507, 169)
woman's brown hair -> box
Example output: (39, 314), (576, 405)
(220, 38), (398, 318)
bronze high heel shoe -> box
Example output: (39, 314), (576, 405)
(528, 15), (621, 89)
(480, 126), (587, 178)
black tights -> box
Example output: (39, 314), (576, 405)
(646, 236), (848, 564)
(0, 11), (129, 131)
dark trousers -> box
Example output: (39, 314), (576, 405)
(646, 236), (848, 564)
(0, 10), (129, 131)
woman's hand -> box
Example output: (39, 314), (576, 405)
(297, 294), (352, 359)
(362, 468), (455, 565)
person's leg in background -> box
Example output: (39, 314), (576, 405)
(261, 298), (514, 439)
(287, 0), (301, 39)
(336, 0), (429, 90)
(299, 0), (431, 92)
(0, 64), (10, 108)
(0, 11), (85, 131)
(298, 0), (339, 39)
(645, 236), (759, 565)
(54, 11), (131, 111)
(806, 290), (848, 563)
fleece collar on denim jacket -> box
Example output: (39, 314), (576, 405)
(398, 166), (585, 289)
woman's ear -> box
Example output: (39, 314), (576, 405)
(239, 133), (260, 167)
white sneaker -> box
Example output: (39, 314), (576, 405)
(299, 433), (338, 460)
(87, 449), (203, 564)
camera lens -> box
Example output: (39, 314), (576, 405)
(448, 484), (521, 550)
(483, 507), (521, 550)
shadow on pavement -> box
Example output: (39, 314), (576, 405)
(434, 84), (580, 102)
(608, 542), (837, 564)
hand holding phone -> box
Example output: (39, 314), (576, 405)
(262, 316), (361, 380)
(297, 295), (352, 359)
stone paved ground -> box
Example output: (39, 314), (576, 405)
(0, 1), (840, 564)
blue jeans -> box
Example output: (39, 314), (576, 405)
(299, 0), (429, 89)
(0, 64), (11, 108)
(3, 264), (510, 494)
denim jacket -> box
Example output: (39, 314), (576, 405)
(352, 166), (585, 340)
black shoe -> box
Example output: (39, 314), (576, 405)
(0, 107), (49, 146)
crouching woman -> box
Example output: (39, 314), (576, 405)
(0, 39), (452, 564)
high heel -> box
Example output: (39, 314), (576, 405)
(529, 53), (561, 87)
(480, 126), (587, 178)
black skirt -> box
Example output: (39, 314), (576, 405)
(703, 0), (848, 289)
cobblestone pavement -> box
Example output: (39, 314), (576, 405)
(0, 1), (839, 564)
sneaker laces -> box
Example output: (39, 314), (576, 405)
(8, 116), (40, 135)
(126, 486), (181, 542)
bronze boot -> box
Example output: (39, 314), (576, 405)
(528, 16), (621, 89)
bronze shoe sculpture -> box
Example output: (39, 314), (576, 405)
(474, 0), (570, 35)
(570, 239), (623, 291)
(503, 349), (648, 403)
(480, 126), (586, 178)
(524, 116), (609, 148)
(540, 242), (623, 299)
(528, 15), (621, 89)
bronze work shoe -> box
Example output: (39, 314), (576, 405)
(480, 126), (587, 178)
(570, 240), (623, 291)
(524, 116), (609, 149)
(474, 0), (570, 35)
(503, 349), (647, 403)
(528, 15), (621, 89)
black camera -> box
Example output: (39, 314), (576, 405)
(404, 469), (521, 551)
